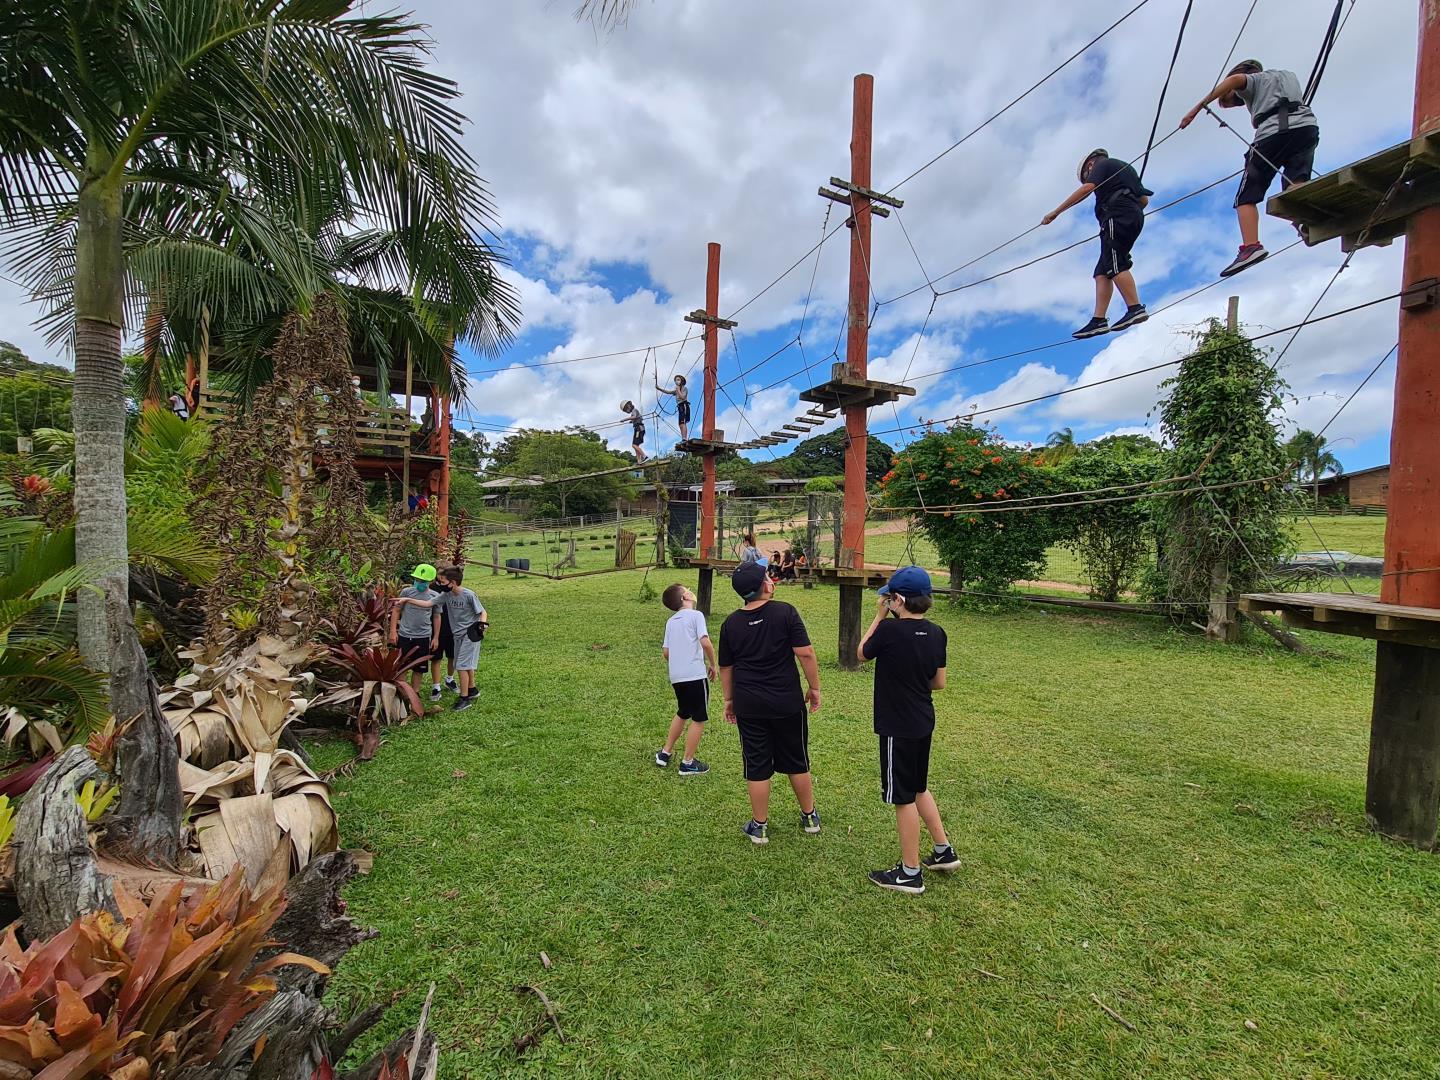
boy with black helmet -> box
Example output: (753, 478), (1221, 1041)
(1042, 149), (1152, 339)
(1180, 60), (1320, 277)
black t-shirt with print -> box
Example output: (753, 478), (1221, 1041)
(1088, 157), (1153, 221)
(862, 617), (948, 737)
(718, 600), (811, 719)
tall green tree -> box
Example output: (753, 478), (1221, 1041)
(776, 429), (896, 483)
(0, 1), (511, 669)
(1152, 319), (1291, 639)
(1054, 438), (1167, 602)
(509, 432), (637, 518)
(1042, 426), (1079, 464)
(1284, 429), (1342, 509)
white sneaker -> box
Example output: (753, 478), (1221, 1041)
(429, 684), (442, 701)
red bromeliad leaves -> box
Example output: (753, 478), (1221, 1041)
(0, 754), (56, 799)
(0, 868), (326, 1075)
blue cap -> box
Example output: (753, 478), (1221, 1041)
(879, 565), (933, 598)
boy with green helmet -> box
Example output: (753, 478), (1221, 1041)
(389, 563), (442, 707)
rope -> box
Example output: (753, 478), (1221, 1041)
(1137, 0), (1194, 180)
(1303, 0), (1347, 105)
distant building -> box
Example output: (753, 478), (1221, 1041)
(1315, 464), (1390, 508)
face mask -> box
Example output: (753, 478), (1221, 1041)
(414, 580), (428, 592)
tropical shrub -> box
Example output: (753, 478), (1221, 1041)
(317, 645), (427, 760)
(0, 869), (326, 1076)
(878, 423), (1058, 592)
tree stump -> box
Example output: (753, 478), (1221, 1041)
(12, 746), (115, 941)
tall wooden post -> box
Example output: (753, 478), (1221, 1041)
(1206, 297), (1242, 642)
(837, 74), (876, 670)
(435, 391), (451, 540)
(1369, 3), (1440, 847)
(401, 348), (414, 503)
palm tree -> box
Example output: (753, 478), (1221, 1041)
(0, 1), (512, 670)
(1043, 427), (1079, 464)
(1285, 429), (1343, 510)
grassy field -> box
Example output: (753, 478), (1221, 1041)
(312, 569), (1439, 1078)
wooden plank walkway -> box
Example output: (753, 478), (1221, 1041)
(1240, 591), (1440, 648)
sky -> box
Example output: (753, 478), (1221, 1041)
(0, 0), (1419, 475)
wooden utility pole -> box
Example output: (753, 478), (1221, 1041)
(1369, 4), (1440, 847)
(682, 242), (738, 616)
(1206, 296), (1242, 642)
(812, 73), (908, 668)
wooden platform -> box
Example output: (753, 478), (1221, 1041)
(676, 556), (889, 588)
(674, 437), (746, 455)
(1240, 592), (1440, 648)
(1267, 131), (1440, 250)
(799, 361), (917, 411)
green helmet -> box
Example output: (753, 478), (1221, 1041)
(411, 563), (437, 582)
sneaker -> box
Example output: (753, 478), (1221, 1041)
(444, 676), (458, 692)
(742, 819), (769, 845)
(1072, 316), (1110, 339)
(678, 758), (710, 776)
(1109, 304), (1148, 332)
(655, 749), (672, 768)
(868, 863), (925, 895)
(429, 685), (442, 702)
(1220, 243), (1268, 278)
(800, 809), (822, 834)
(922, 847), (961, 873)
(454, 695), (474, 711)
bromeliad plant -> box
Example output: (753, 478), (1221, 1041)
(317, 645), (428, 761)
(0, 868), (326, 1076)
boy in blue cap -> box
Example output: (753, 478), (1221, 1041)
(857, 566), (957, 894)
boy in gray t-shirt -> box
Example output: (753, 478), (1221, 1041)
(436, 565), (487, 711)
(1180, 59), (1320, 278)
(388, 563), (443, 706)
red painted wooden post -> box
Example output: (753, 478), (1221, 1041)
(700, 242), (721, 561)
(1367, 2), (1440, 848)
(841, 73), (874, 570)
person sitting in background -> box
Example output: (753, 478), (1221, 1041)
(780, 549), (798, 582)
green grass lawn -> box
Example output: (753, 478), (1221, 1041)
(313, 570), (1439, 1078)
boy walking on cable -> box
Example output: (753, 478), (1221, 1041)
(718, 563), (822, 845)
(435, 566), (487, 711)
(1042, 149), (1152, 339)
(857, 567), (958, 895)
(655, 374), (691, 441)
(655, 583), (716, 776)
(1180, 60), (1321, 277)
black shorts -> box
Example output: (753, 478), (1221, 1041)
(632, 424), (646, 445)
(1236, 126), (1319, 207)
(1095, 209), (1143, 279)
(879, 734), (931, 806)
(396, 635), (433, 664)
(678, 400), (691, 425)
(736, 710), (810, 782)
(672, 678), (709, 722)
(434, 615), (456, 663)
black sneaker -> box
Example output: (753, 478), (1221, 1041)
(742, 819), (769, 845)
(868, 863), (924, 895)
(1072, 316), (1109, 339)
(429, 684), (442, 702)
(922, 847), (961, 873)
(800, 809), (821, 834)
(678, 758), (710, 776)
(454, 695), (474, 711)
(444, 675), (458, 692)
(1110, 304), (1148, 332)
(1220, 243), (1268, 278)
(655, 749), (672, 768)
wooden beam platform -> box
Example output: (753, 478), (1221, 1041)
(1240, 592), (1440, 649)
(673, 556), (889, 588)
(674, 437), (745, 455)
(1267, 131), (1440, 250)
(800, 361), (916, 411)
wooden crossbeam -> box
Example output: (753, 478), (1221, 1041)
(683, 308), (738, 330)
(818, 186), (891, 218)
(827, 176), (904, 209)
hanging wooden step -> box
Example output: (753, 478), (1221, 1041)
(1267, 130), (1440, 250)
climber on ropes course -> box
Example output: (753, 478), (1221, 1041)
(1180, 60), (1322, 278)
(1041, 149), (1153, 339)
(655, 373), (691, 441)
(621, 399), (649, 463)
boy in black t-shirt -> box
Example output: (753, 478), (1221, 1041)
(1042, 149), (1152, 340)
(718, 562), (823, 845)
(858, 566), (956, 895)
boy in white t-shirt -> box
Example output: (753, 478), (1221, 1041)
(656, 583), (717, 776)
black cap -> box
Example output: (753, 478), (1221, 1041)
(732, 563), (768, 601)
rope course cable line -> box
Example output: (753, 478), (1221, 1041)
(1137, 0), (1194, 180)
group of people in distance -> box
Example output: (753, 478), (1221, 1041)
(657, 562), (957, 895)
(386, 562), (489, 711)
(1043, 59), (1322, 339)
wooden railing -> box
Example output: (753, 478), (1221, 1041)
(197, 388), (422, 455)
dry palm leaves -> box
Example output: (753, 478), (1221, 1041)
(160, 634), (337, 886)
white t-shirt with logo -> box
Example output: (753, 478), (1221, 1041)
(663, 608), (710, 685)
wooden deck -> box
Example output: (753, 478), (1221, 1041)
(1240, 592), (1440, 648)
(677, 556), (890, 588)
(198, 388), (415, 455)
(1267, 130), (1440, 250)
(799, 361), (917, 411)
